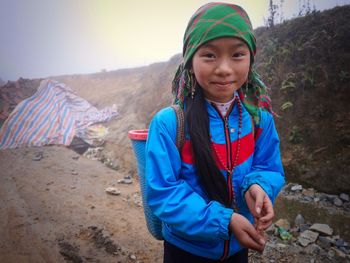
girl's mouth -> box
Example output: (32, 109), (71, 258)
(212, 81), (234, 88)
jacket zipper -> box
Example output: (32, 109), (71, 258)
(211, 101), (235, 261)
(224, 116), (233, 202)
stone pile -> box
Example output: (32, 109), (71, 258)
(249, 214), (350, 262)
(282, 183), (350, 212)
(249, 183), (350, 262)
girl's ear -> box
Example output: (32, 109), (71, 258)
(189, 60), (194, 73)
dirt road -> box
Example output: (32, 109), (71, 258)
(0, 146), (162, 263)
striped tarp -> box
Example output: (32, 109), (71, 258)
(0, 79), (118, 149)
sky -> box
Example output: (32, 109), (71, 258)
(0, 0), (349, 81)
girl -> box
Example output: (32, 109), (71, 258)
(145, 3), (285, 262)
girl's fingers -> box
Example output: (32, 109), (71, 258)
(253, 216), (259, 227)
(245, 220), (266, 246)
(253, 191), (264, 216)
(245, 192), (256, 217)
(238, 227), (263, 252)
(257, 220), (273, 231)
(260, 196), (274, 222)
(260, 210), (274, 223)
(231, 213), (265, 253)
(241, 236), (264, 252)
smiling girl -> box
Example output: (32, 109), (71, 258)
(145, 3), (285, 262)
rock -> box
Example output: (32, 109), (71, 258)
(340, 193), (350, 202)
(345, 202), (350, 210)
(130, 254), (137, 260)
(283, 183), (293, 192)
(318, 247), (329, 258)
(291, 184), (303, 192)
(304, 243), (321, 255)
(110, 163), (119, 170)
(276, 243), (287, 249)
(325, 194), (338, 201)
(265, 242), (277, 249)
(313, 197), (320, 202)
(309, 223), (333, 236)
(302, 188), (315, 197)
(333, 235), (340, 240)
(300, 224), (310, 232)
(105, 187), (121, 195)
(328, 249), (335, 258)
(317, 193), (328, 201)
(298, 230), (319, 247)
(275, 218), (291, 231)
(294, 214), (305, 227)
(332, 247), (346, 258)
(117, 177), (133, 184)
(303, 196), (313, 202)
(32, 152), (43, 161)
(334, 197), (343, 207)
(266, 224), (276, 235)
(340, 247), (350, 255)
(335, 238), (346, 248)
(132, 192), (142, 207)
(317, 236), (332, 249)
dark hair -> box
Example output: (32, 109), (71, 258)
(185, 86), (230, 207)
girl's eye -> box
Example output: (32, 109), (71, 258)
(202, 53), (216, 59)
(233, 52), (246, 58)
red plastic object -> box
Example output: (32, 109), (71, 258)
(128, 129), (148, 140)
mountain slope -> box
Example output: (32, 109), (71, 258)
(254, 6), (350, 193)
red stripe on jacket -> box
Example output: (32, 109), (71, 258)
(181, 132), (255, 169)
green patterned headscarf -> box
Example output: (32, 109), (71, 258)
(172, 3), (273, 124)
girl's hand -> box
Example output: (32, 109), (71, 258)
(245, 184), (274, 231)
(229, 213), (266, 253)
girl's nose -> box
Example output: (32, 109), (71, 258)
(215, 58), (233, 76)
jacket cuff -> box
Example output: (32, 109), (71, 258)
(241, 174), (273, 204)
(217, 207), (234, 240)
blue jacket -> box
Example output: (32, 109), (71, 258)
(145, 98), (285, 260)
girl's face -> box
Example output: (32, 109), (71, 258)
(192, 37), (251, 103)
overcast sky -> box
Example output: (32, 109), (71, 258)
(0, 0), (349, 81)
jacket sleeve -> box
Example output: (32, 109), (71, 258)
(241, 111), (285, 204)
(145, 107), (233, 241)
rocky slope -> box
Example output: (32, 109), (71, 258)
(254, 6), (350, 194)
